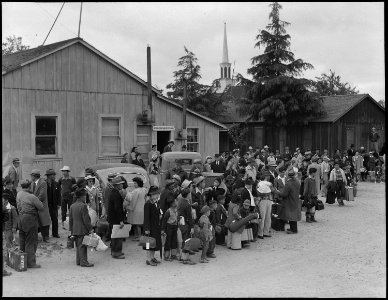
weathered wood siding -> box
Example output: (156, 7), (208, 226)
(2, 42), (221, 179)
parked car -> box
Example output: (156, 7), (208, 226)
(160, 152), (223, 188)
(78, 163), (151, 194)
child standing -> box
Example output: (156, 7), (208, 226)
(2, 194), (18, 249)
(198, 206), (212, 263)
(161, 200), (179, 261)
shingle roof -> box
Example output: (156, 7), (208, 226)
(2, 38), (79, 73)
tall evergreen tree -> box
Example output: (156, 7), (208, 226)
(236, 2), (324, 132)
(314, 69), (359, 96)
(166, 46), (227, 119)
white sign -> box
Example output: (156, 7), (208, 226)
(153, 125), (175, 131)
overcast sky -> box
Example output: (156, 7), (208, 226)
(2, 2), (385, 101)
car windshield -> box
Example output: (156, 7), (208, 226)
(162, 158), (193, 172)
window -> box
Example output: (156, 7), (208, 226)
(187, 128), (199, 152)
(33, 115), (60, 157)
(99, 115), (123, 156)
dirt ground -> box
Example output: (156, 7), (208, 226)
(3, 181), (386, 297)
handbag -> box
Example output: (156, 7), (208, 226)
(315, 200), (325, 211)
(138, 235), (156, 249)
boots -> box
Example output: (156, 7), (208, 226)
(306, 212), (312, 223)
(310, 214), (317, 222)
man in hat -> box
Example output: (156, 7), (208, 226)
(8, 158), (20, 196)
(16, 180), (44, 268)
(107, 176), (126, 259)
(191, 176), (207, 222)
(240, 177), (258, 212)
(275, 170), (301, 234)
(30, 169), (51, 243)
(160, 179), (178, 214)
(211, 154), (226, 173)
(189, 158), (204, 180)
(163, 140), (175, 153)
(58, 166), (76, 229)
(45, 169), (60, 238)
(369, 127), (380, 152)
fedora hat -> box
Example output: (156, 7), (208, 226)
(168, 140), (175, 144)
(172, 174), (181, 182)
(12, 158), (20, 163)
(45, 168), (56, 176)
(181, 179), (192, 189)
(85, 175), (96, 181)
(288, 170), (296, 177)
(166, 179), (176, 188)
(111, 177), (124, 185)
(193, 176), (205, 185)
(30, 169), (41, 175)
(193, 158), (202, 164)
(60, 166), (71, 172)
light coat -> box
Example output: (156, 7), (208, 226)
(329, 168), (348, 185)
(124, 187), (147, 225)
(32, 178), (51, 227)
(277, 177), (301, 222)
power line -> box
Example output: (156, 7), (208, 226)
(37, 3), (76, 36)
(41, 2), (66, 46)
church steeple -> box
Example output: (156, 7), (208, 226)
(222, 22), (229, 63)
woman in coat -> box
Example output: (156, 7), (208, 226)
(133, 153), (146, 170)
(143, 186), (162, 266)
(85, 175), (101, 223)
(123, 177), (147, 241)
(147, 155), (160, 187)
(275, 170), (301, 234)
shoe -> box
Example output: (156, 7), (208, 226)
(286, 229), (297, 234)
(42, 238), (50, 243)
(257, 236), (264, 239)
(52, 234), (60, 238)
(310, 216), (317, 222)
(81, 263), (94, 267)
(151, 258), (161, 264)
(28, 264), (41, 269)
(182, 259), (196, 265)
(164, 257), (172, 261)
(188, 250), (196, 255)
(206, 253), (216, 258)
(170, 255), (179, 260)
(112, 255), (125, 259)
(263, 235), (272, 237)
(252, 238), (257, 242)
(146, 260), (157, 266)
(3, 270), (12, 276)
(200, 258), (209, 263)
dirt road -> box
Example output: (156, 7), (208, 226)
(3, 181), (386, 297)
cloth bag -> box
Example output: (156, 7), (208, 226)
(95, 236), (108, 251)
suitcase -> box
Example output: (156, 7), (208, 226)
(6, 248), (27, 272)
(271, 214), (284, 231)
(345, 186), (354, 201)
(82, 234), (99, 248)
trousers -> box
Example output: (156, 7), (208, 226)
(207, 227), (216, 255)
(201, 240), (209, 259)
(39, 225), (50, 239)
(164, 224), (178, 251)
(110, 238), (123, 257)
(75, 235), (88, 266)
(321, 172), (329, 196)
(61, 197), (73, 222)
(258, 199), (272, 236)
(289, 221), (298, 233)
(49, 206), (59, 236)
(19, 214), (39, 267)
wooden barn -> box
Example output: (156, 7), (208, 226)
(218, 91), (385, 156)
(2, 37), (226, 180)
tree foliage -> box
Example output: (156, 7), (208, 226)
(227, 123), (249, 148)
(166, 46), (228, 119)
(236, 2), (324, 126)
(2, 35), (29, 55)
(314, 69), (359, 96)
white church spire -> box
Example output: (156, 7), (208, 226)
(222, 22), (229, 63)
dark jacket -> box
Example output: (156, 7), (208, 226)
(46, 179), (60, 209)
(240, 186), (258, 203)
(143, 200), (162, 251)
(133, 158), (146, 169)
(177, 197), (193, 229)
(210, 160), (226, 173)
(107, 188), (125, 225)
(206, 186), (226, 203)
(3, 189), (17, 210)
(215, 203), (227, 226)
(159, 188), (176, 214)
(277, 177), (301, 222)
(69, 199), (93, 236)
(192, 189), (207, 220)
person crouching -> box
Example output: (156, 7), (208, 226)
(199, 205), (212, 263)
(69, 186), (94, 267)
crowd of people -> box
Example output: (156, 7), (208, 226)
(2, 142), (386, 275)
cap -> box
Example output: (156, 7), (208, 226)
(20, 180), (32, 188)
(193, 176), (205, 185)
(60, 166), (71, 172)
(45, 168), (56, 176)
(111, 177), (124, 185)
(248, 146), (253, 150)
(168, 140), (175, 144)
(181, 179), (192, 189)
(148, 186), (160, 195)
(323, 156), (329, 161)
(288, 170), (296, 177)
(165, 179), (176, 188)
(85, 175), (96, 181)
(12, 158), (20, 163)
(30, 169), (41, 175)
(243, 199), (251, 206)
(108, 173), (117, 179)
(200, 205), (210, 214)
(172, 174), (182, 182)
(208, 199), (217, 206)
(264, 145), (269, 149)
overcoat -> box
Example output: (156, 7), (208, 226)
(32, 178), (51, 227)
(143, 200), (162, 251)
(69, 199), (93, 236)
(107, 188), (125, 225)
(124, 187), (147, 225)
(8, 165), (19, 190)
(46, 179), (60, 209)
(277, 177), (301, 222)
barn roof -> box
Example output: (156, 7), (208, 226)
(2, 38), (227, 129)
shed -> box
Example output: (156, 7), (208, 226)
(2, 38), (227, 180)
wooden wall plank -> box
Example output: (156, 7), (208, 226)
(61, 47), (69, 91)
(69, 45), (77, 91)
(2, 89), (11, 154)
(45, 54), (54, 90)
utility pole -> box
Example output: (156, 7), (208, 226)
(182, 80), (188, 141)
(78, 2), (83, 38)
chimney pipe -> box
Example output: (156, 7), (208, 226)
(147, 45), (152, 115)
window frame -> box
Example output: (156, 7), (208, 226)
(31, 113), (61, 158)
(98, 114), (124, 157)
(186, 127), (200, 152)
